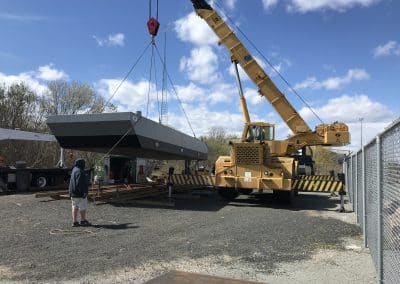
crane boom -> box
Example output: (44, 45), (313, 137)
(190, 0), (350, 148)
(191, 0), (310, 134)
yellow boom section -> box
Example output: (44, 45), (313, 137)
(192, 3), (311, 134)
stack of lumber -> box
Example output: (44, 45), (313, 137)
(35, 183), (168, 202)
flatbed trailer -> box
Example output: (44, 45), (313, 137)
(0, 166), (70, 192)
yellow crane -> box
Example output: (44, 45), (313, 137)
(190, 0), (350, 202)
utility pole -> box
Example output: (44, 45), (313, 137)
(359, 117), (364, 148)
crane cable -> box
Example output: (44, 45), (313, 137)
(146, 47), (154, 117)
(103, 0), (195, 139)
(213, 1), (324, 125)
(146, 45), (162, 121)
(149, 0), (159, 20)
(154, 45), (197, 138)
(152, 47), (162, 122)
(103, 42), (151, 111)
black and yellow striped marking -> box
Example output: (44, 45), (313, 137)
(296, 175), (336, 181)
(170, 174), (344, 192)
(293, 176), (344, 193)
(170, 174), (215, 186)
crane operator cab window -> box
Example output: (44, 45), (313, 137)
(246, 125), (275, 142)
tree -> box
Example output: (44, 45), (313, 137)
(0, 83), (43, 130)
(0, 80), (116, 169)
(207, 126), (226, 142)
(200, 126), (235, 168)
(312, 146), (342, 175)
(0, 83), (51, 167)
(40, 80), (117, 168)
(42, 80), (115, 116)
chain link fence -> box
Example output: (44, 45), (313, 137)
(345, 119), (400, 283)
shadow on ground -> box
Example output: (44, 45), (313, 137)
(106, 190), (344, 213)
(0, 192), (360, 282)
(91, 223), (139, 230)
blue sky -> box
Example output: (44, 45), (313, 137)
(0, 0), (399, 151)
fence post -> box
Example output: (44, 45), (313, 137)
(350, 155), (353, 210)
(376, 135), (383, 283)
(344, 159), (349, 203)
(362, 146), (367, 248)
(355, 154), (358, 222)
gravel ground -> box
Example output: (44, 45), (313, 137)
(0, 191), (376, 283)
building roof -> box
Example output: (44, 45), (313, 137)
(0, 128), (56, 142)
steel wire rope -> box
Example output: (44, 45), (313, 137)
(213, 1), (324, 124)
(148, 0), (159, 19)
(152, 46), (162, 122)
(146, 46), (155, 117)
(96, 42), (152, 169)
(154, 44), (197, 138)
(161, 33), (168, 124)
(101, 126), (134, 160)
(103, 42), (152, 112)
(146, 45), (162, 121)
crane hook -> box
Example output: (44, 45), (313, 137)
(147, 0), (160, 44)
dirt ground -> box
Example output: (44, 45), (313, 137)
(0, 190), (376, 283)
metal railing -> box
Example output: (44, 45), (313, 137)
(345, 119), (400, 283)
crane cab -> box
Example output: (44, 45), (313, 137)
(242, 122), (275, 143)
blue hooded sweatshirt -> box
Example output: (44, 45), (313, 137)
(69, 159), (88, 198)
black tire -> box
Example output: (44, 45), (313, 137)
(217, 188), (239, 200)
(0, 177), (6, 193)
(36, 176), (47, 188)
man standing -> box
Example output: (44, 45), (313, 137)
(69, 158), (91, 227)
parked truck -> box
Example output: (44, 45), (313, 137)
(0, 159), (70, 193)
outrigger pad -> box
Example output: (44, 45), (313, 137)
(47, 112), (208, 160)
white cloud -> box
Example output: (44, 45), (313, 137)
(294, 68), (370, 91)
(287, 0), (381, 12)
(299, 95), (393, 123)
(224, 0), (238, 10)
(0, 71), (48, 95)
(93, 33), (125, 47)
(0, 64), (69, 95)
(208, 83), (238, 104)
(0, 13), (44, 22)
(262, 0), (279, 10)
(96, 79), (159, 113)
(176, 83), (206, 103)
(180, 46), (220, 84)
(167, 104), (244, 137)
(299, 94), (395, 150)
(174, 12), (218, 46)
(373, 41), (400, 58)
(37, 64), (68, 81)
(244, 88), (262, 105)
(175, 82), (237, 105)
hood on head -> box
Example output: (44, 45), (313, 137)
(74, 159), (86, 169)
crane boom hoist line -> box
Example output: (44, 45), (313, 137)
(147, 0), (160, 44)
